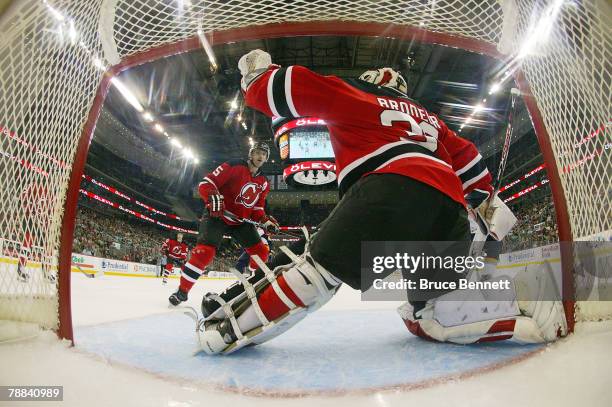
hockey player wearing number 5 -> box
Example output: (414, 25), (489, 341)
(168, 142), (280, 306)
(195, 50), (567, 354)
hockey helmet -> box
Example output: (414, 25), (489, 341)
(249, 141), (270, 160)
(359, 67), (408, 95)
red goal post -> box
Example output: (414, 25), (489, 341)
(0, 0), (609, 341)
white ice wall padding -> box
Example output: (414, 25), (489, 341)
(0, 0), (609, 335)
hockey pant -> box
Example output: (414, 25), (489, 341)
(399, 263), (568, 344)
(197, 246), (341, 354)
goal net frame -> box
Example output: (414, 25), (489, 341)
(0, 0), (609, 342)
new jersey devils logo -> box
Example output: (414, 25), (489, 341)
(235, 182), (264, 208)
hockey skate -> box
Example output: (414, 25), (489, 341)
(16, 264), (29, 282)
(201, 292), (222, 319)
(168, 289), (188, 306)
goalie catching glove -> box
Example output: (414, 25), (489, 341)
(206, 194), (225, 218)
(475, 193), (517, 241)
(238, 49), (278, 92)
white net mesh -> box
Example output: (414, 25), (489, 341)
(510, 0), (611, 240)
(0, 0), (609, 335)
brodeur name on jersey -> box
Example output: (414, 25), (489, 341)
(244, 66), (492, 206)
(162, 239), (188, 261)
(198, 159), (270, 225)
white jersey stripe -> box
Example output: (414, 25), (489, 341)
(337, 140), (416, 183)
(285, 66), (300, 117)
(183, 263), (204, 278)
(373, 152), (452, 173)
(267, 69), (281, 117)
(337, 139), (440, 184)
(201, 177), (218, 189)
(456, 153), (482, 176)
(462, 168), (490, 190)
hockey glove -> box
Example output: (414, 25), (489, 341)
(238, 49), (278, 92)
(207, 194), (225, 218)
(262, 215), (280, 235)
(477, 193), (517, 240)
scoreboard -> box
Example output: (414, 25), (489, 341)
(273, 117), (337, 188)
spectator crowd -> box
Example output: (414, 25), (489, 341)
(73, 205), (166, 264)
(73, 191), (561, 267)
(503, 199), (559, 251)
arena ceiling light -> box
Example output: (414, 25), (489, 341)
(92, 57), (107, 71)
(67, 19), (78, 45)
(488, 82), (502, 95)
(517, 0), (564, 59)
(109, 77), (144, 112)
(171, 138), (182, 148)
(154, 123), (164, 133)
(43, 0), (65, 21)
(183, 148), (194, 159)
(197, 29), (218, 72)
(142, 111), (154, 122)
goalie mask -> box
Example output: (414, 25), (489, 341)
(359, 68), (408, 95)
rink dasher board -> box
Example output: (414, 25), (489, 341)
(0, 255), (236, 280)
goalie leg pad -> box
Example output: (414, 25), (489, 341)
(197, 247), (341, 354)
(257, 274), (305, 321)
(201, 237), (309, 320)
(514, 263), (567, 341)
(397, 263), (567, 344)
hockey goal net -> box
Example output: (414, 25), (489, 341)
(0, 0), (609, 341)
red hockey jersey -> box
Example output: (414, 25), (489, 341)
(198, 159), (270, 225)
(161, 238), (189, 261)
(245, 65), (492, 206)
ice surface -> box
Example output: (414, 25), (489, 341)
(0, 272), (611, 406)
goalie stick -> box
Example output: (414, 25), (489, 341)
(493, 87), (520, 196)
(469, 88), (520, 251)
